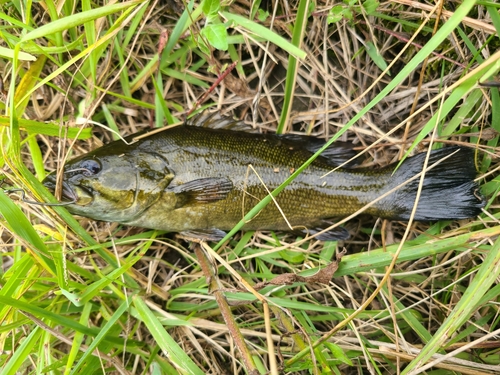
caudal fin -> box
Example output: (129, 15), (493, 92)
(388, 147), (484, 221)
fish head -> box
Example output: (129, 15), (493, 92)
(43, 147), (174, 222)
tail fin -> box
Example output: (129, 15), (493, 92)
(388, 147), (484, 221)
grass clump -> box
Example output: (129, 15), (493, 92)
(0, 0), (499, 374)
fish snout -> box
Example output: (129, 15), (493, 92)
(42, 173), (80, 203)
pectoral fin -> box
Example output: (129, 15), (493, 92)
(170, 177), (233, 207)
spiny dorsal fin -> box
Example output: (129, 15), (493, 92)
(188, 112), (255, 132)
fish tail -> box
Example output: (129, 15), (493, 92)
(386, 147), (484, 221)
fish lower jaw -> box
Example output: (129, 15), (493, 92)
(71, 186), (93, 206)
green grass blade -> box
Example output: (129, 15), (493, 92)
(0, 295), (127, 346)
(64, 302), (93, 375)
(406, 58), (498, 156)
(382, 285), (433, 344)
(0, 326), (43, 375)
(19, 1), (141, 43)
(221, 11), (307, 60)
(63, 237), (154, 306)
(335, 226), (499, 277)
(69, 299), (130, 375)
(133, 296), (205, 375)
(0, 191), (55, 274)
(0, 45), (35, 60)
(161, 0), (203, 66)
(365, 41), (389, 73)
(402, 234), (500, 373)
(276, 0), (310, 134)
(0, 116), (92, 139)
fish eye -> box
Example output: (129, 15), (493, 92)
(80, 159), (101, 176)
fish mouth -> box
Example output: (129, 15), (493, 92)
(42, 174), (92, 205)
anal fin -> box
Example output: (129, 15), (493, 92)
(178, 229), (228, 242)
(294, 222), (350, 241)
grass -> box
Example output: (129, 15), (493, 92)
(0, 0), (499, 374)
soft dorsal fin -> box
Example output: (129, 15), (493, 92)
(277, 134), (359, 168)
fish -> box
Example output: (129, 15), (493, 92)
(42, 124), (484, 241)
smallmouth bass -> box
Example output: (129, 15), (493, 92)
(43, 125), (484, 240)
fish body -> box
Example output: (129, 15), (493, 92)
(43, 125), (484, 240)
